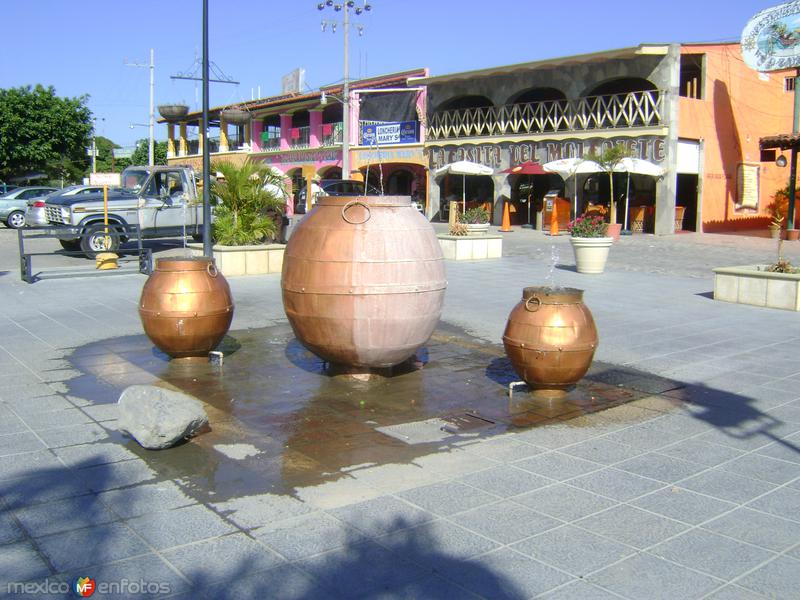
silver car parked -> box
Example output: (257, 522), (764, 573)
(25, 185), (110, 227)
(0, 186), (58, 228)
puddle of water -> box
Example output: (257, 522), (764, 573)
(67, 323), (652, 503)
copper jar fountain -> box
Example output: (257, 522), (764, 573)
(502, 287), (598, 396)
(139, 257), (234, 359)
(282, 196), (446, 369)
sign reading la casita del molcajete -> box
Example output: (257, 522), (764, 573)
(742, 1), (800, 71)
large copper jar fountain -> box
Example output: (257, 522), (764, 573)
(282, 195), (446, 369)
(139, 257), (234, 359)
(502, 287), (598, 395)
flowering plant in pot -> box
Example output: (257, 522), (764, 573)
(459, 206), (490, 235)
(568, 212), (613, 274)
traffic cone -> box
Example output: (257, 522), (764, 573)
(499, 200), (513, 233)
(550, 201), (559, 235)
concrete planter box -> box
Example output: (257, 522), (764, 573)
(437, 234), (502, 260)
(713, 265), (800, 311)
(187, 243), (284, 276)
(465, 223), (490, 235)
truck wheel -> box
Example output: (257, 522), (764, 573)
(59, 239), (81, 252)
(81, 224), (121, 258)
(5, 211), (25, 229)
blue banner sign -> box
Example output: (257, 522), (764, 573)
(361, 122), (418, 145)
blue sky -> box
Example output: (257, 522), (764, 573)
(0, 0), (777, 148)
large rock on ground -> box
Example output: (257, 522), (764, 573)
(118, 385), (208, 450)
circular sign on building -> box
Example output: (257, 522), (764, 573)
(742, 1), (800, 72)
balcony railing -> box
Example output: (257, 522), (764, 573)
(289, 126), (310, 149)
(322, 122), (343, 146)
(427, 90), (664, 141)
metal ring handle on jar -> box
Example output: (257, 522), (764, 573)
(341, 201), (371, 224)
(524, 296), (541, 312)
(206, 261), (218, 278)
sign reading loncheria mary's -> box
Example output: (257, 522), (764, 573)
(742, 1), (800, 71)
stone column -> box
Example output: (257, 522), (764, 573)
(219, 114), (229, 153)
(243, 122), (251, 152)
(166, 124), (175, 158)
(178, 122), (188, 157)
(280, 113), (292, 150)
(197, 124), (204, 155)
(309, 110), (323, 148)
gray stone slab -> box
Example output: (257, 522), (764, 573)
(458, 465), (553, 497)
(513, 451), (603, 481)
(614, 452), (707, 483)
(0, 509), (24, 545)
(80, 403), (119, 423)
(193, 563), (334, 600)
(511, 425), (605, 449)
(746, 486), (800, 520)
(0, 540), (52, 584)
(80, 459), (157, 492)
(511, 524), (635, 577)
(460, 436), (546, 462)
(253, 511), (367, 561)
(82, 552), (191, 599)
(296, 539), (430, 598)
(14, 494), (118, 538)
(658, 438), (747, 467)
(702, 507), (800, 552)
(124, 504), (237, 550)
(19, 408), (93, 432)
(704, 584), (780, 600)
(513, 483), (618, 523)
(679, 469), (778, 504)
(37, 423), (112, 448)
(212, 493), (312, 530)
(328, 496), (435, 537)
(720, 453), (800, 485)
(0, 450), (63, 482)
(631, 487), (737, 525)
(371, 574), (481, 600)
(163, 532), (285, 584)
(695, 423), (798, 452)
(538, 580), (626, 600)
(452, 500), (560, 544)
(587, 552), (722, 600)
(603, 424), (691, 451)
(53, 442), (138, 469)
(5, 395), (73, 415)
(737, 556), (800, 599)
(435, 547), (573, 600)
(756, 438), (800, 464)
(575, 505), (689, 549)
(396, 481), (499, 516)
(0, 432), (46, 457)
(567, 467), (666, 501)
(37, 521), (150, 572)
(649, 528), (775, 580)
(559, 438), (640, 465)
(97, 481), (195, 519)
(0, 413), (28, 436)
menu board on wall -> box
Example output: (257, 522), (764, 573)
(737, 163), (760, 210)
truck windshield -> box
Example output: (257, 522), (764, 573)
(121, 168), (150, 193)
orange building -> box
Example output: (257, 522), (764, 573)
(678, 43), (795, 232)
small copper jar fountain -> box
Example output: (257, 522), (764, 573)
(139, 257), (234, 359)
(502, 286), (598, 396)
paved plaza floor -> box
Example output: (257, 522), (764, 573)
(0, 226), (799, 599)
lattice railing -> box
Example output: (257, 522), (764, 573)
(427, 90), (664, 140)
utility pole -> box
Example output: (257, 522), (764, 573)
(318, 1), (372, 180)
(125, 49), (155, 166)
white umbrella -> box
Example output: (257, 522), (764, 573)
(612, 158), (665, 231)
(434, 160), (494, 213)
(543, 158), (603, 218)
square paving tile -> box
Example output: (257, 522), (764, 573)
(567, 467), (665, 501)
(756, 440), (800, 464)
(163, 532), (285, 584)
(98, 481), (195, 519)
(538, 580), (626, 600)
(19, 408), (93, 432)
(575, 504), (689, 549)
(396, 481), (498, 516)
(657, 438), (746, 467)
(648, 528), (774, 579)
(436, 547), (573, 600)
(14, 494), (118, 538)
(702, 507), (800, 552)
(37, 423), (111, 448)
(704, 584), (781, 600)
(458, 465), (553, 498)
(212, 493), (312, 530)
(513, 452), (602, 481)
(373, 574), (482, 600)
(720, 453), (800, 485)
(587, 552), (722, 600)
(0, 432), (46, 457)
(328, 496), (435, 538)
(511, 425), (604, 449)
(603, 424), (689, 451)
(194, 563), (333, 600)
(452, 500), (560, 545)
(80, 460), (157, 492)
(559, 438), (640, 465)
(254, 511), (367, 561)
(746, 486), (800, 520)
(460, 436), (546, 462)
(631, 487), (737, 525)
(0, 540), (51, 583)
(736, 556), (800, 599)
(512, 483), (618, 523)
(679, 469), (778, 504)
(125, 504), (237, 550)
(38, 521), (149, 572)
(53, 442), (138, 469)
(511, 524), (635, 577)
(614, 452), (707, 483)
(85, 552), (191, 598)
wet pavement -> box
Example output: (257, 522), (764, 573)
(0, 228), (799, 599)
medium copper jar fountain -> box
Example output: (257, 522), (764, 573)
(282, 195), (446, 369)
(139, 257), (234, 359)
(502, 286), (598, 395)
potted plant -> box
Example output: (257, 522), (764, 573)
(585, 145), (631, 239)
(459, 206), (490, 235)
(568, 212), (612, 274)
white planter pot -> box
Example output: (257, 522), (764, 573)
(465, 223), (490, 235)
(570, 236), (613, 274)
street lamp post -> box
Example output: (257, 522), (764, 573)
(125, 49), (155, 166)
(317, 1), (371, 181)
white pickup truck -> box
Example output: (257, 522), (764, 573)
(44, 165), (207, 255)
